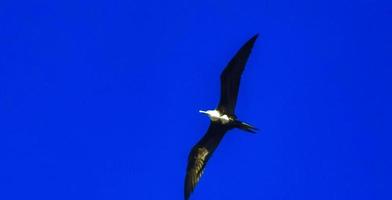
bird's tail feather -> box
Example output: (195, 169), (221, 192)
(236, 121), (258, 133)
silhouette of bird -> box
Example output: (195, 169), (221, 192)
(184, 34), (259, 200)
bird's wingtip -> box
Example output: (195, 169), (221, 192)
(251, 33), (260, 40)
(243, 33), (260, 45)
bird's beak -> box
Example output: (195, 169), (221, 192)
(199, 110), (207, 114)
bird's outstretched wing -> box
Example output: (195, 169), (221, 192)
(217, 34), (258, 115)
(184, 123), (229, 200)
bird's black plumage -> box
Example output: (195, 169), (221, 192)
(218, 34), (258, 115)
(184, 34), (258, 200)
(184, 123), (229, 200)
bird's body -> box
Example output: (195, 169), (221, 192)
(184, 34), (259, 200)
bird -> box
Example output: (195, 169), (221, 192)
(184, 34), (259, 200)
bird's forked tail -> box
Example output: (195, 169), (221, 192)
(236, 121), (258, 133)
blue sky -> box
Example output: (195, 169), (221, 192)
(1, 0), (391, 199)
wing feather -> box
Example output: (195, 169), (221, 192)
(217, 34), (258, 115)
(184, 123), (229, 200)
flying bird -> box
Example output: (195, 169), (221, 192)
(184, 34), (259, 200)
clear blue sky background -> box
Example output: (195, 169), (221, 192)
(1, 0), (391, 199)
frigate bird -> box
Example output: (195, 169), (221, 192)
(184, 34), (259, 200)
